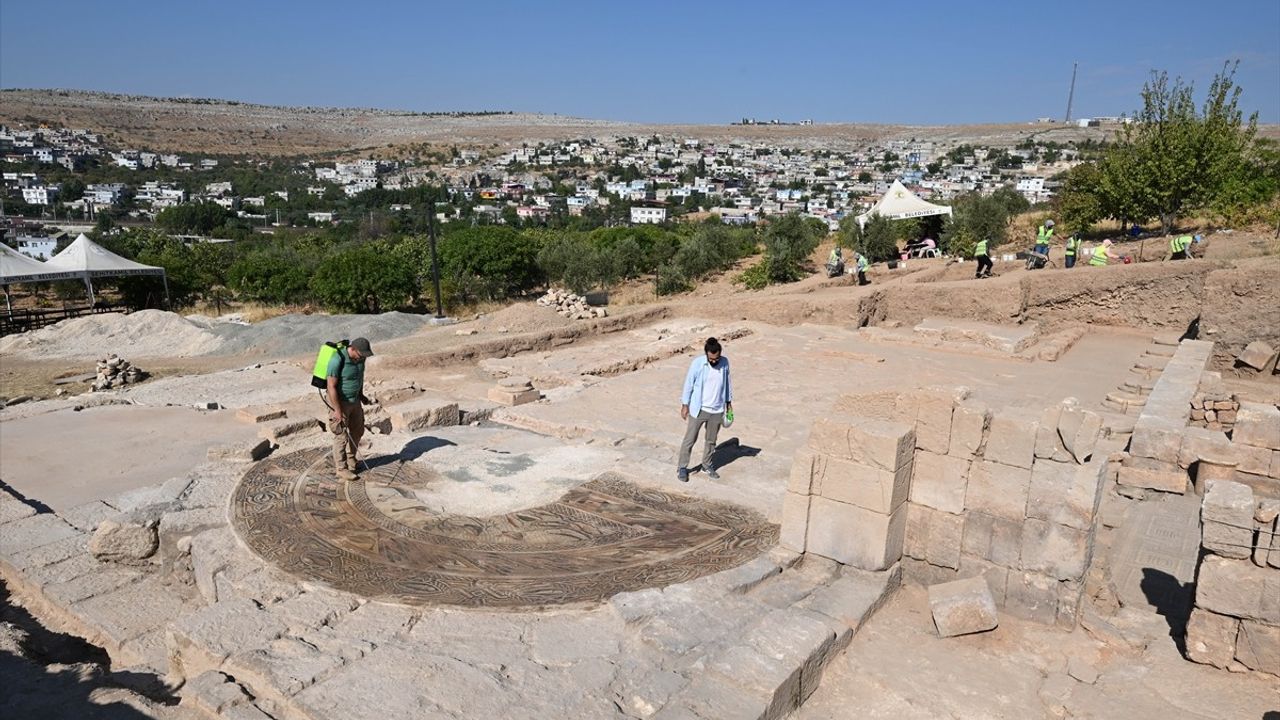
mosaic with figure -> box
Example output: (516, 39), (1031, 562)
(230, 448), (777, 607)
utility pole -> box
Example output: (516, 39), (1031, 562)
(1064, 61), (1078, 123)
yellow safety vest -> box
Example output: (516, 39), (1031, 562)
(1089, 247), (1109, 266)
(974, 240), (989, 256)
(1065, 236), (1080, 256)
(1038, 226), (1054, 243)
(1171, 235), (1192, 253)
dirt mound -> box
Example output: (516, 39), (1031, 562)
(0, 310), (222, 360)
(207, 311), (430, 357)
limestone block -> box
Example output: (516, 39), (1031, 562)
(1178, 427), (1233, 469)
(780, 491), (811, 553)
(235, 407), (287, 424)
(909, 451), (970, 514)
(223, 637), (348, 709)
(7, 533), (88, 574)
(807, 415), (915, 472)
(723, 607), (840, 710)
(207, 438), (273, 463)
(1273, 450), (1280, 480)
(960, 512), (1023, 568)
(1026, 460), (1102, 531)
(798, 567), (901, 631)
(949, 401), (989, 458)
(1235, 444), (1272, 476)
(390, 396), (461, 431)
(59, 500), (118, 533)
(1185, 608), (1239, 669)
(1202, 480), (1256, 559)
(983, 413), (1037, 470)
(0, 513), (79, 556)
(817, 455), (912, 515)
(957, 554), (1010, 606)
(965, 460), (1031, 521)
(259, 417), (322, 442)
(1020, 519), (1090, 581)
(1055, 580), (1084, 629)
(928, 576), (998, 637)
(1238, 341), (1277, 372)
(1234, 620), (1280, 677)
(904, 503), (964, 570)
(88, 518), (158, 563)
(914, 391), (954, 454)
(1131, 421), (1184, 465)
(1196, 555), (1280, 623)
(1004, 571), (1058, 625)
(1117, 457), (1188, 494)
(0, 491), (38, 525)
(190, 527), (239, 604)
(166, 598), (289, 682)
(1035, 405), (1072, 463)
(805, 496), (904, 571)
(366, 380), (421, 406)
(1233, 402), (1280, 450)
(181, 671), (251, 716)
(487, 386), (541, 406)
(1058, 406), (1103, 464)
(787, 448), (817, 495)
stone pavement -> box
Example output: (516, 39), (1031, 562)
(1108, 493), (1202, 623)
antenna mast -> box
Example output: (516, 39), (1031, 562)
(1064, 61), (1078, 122)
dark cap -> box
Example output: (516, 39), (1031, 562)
(350, 337), (374, 356)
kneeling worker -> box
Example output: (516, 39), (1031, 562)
(855, 251), (870, 285)
(1164, 234), (1200, 261)
(328, 337), (373, 481)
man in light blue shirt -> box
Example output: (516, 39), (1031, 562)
(678, 337), (733, 481)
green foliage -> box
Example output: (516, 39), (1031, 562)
(843, 213), (899, 263)
(435, 226), (542, 301)
(228, 246), (315, 304)
(736, 261), (770, 290)
(310, 242), (416, 313)
(943, 191), (1020, 256)
(1054, 163), (1105, 232)
(155, 202), (233, 235)
(761, 213), (819, 284)
(536, 234), (612, 295)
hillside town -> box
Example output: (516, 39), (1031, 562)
(0, 118), (1115, 250)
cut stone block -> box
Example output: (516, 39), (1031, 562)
(1055, 579), (1085, 629)
(1026, 460), (1102, 531)
(1035, 405), (1072, 463)
(914, 390), (954, 454)
(1237, 341), (1277, 372)
(807, 415), (915, 472)
(88, 517), (159, 562)
(235, 407), (287, 424)
(1117, 457), (1188, 494)
(957, 554), (1010, 606)
(487, 386), (541, 406)
(1235, 444), (1272, 476)
(389, 395), (461, 432)
(1131, 421), (1185, 465)
(1234, 619), (1280, 677)
(1195, 555), (1280, 624)
(817, 455), (912, 515)
(964, 460), (1031, 521)
(780, 491), (811, 553)
(207, 438), (273, 463)
(787, 448), (817, 495)
(1058, 406), (1103, 464)
(960, 512), (1022, 568)
(1178, 427), (1233, 469)
(909, 451), (970, 515)
(181, 671), (251, 716)
(1004, 571), (1058, 625)
(259, 417), (322, 442)
(223, 636), (349, 709)
(1234, 402), (1280, 450)
(1020, 518), (1089, 581)
(167, 598), (289, 682)
(805, 496), (905, 571)
(928, 576), (998, 637)
(983, 413), (1037, 470)
(1185, 607), (1239, 669)
(1201, 480), (1256, 559)
(0, 492), (39, 525)
(948, 401), (989, 458)
(903, 503), (964, 570)
(60, 500), (117, 532)
(0, 513), (79, 556)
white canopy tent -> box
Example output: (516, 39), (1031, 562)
(856, 180), (954, 228)
(41, 234), (169, 306)
(0, 244), (80, 314)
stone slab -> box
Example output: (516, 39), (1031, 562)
(1026, 459), (1102, 531)
(389, 395), (461, 432)
(167, 598), (290, 681)
(59, 500), (118, 533)
(236, 408), (287, 424)
(909, 451), (970, 515)
(780, 490), (811, 553)
(1118, 457), (1188, 494)
(1195, 555), (1280, 624)
(806, 496), (904, 571)
(816, 455), (912, 515)
(1234, 619), (1280, 677)
(983, 413), (1037, 470)
(0, 513), (80, 557)
(964, 460), (1030, 521)
(1185, 607), (1239, 669)
(928, 576), (999, 637)
(1004, 571), (1058, 625)
(807, 415), (915, 473)
(1201, 479), (1255, 559)
(1234, 402), (1280, 450)
(259, 417), (322, 442)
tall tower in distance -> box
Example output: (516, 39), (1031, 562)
(1065, 61), (1079, 123)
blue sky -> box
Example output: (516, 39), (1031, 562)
(2, 1), (1277, 124)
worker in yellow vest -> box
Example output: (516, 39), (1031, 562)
(1035, 220), (1054, 257)
(1089, 239), (1118, 267)
(973, 238), (993, 278)
(855, 252), (870, 285)
(1064, 233), (1081, 268)
(1164, 234), (1200, 261)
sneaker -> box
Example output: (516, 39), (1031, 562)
(347, 457), (359, 473)
(705, 466), (720, 480)
(677, 467), (689, 482)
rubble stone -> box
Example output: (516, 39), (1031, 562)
(1237, 341), (1277, 372)
(928, 576), (998, 637)
(1185, 608), (1239, 669)
(88, 518), (159, 562)
(909, 451), (970, 514)
(1234, 402), (1280, 450)
(1201, 480), (1256, 559)
(389, 396), (461, 431)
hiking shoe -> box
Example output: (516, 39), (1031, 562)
(705, 466), (720, 480)
(336, 468), (358, 482)
(347, 457), (359, 473)
(677, 467), (689, 482)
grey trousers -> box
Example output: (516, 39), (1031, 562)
(678, 410), (723, 470)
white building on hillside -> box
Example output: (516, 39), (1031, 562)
(630, 206), (667, 224)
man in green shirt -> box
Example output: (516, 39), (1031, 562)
(327, 337), (373, 481)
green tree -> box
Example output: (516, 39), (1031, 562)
(842, 213), (898, 262)
(943, 192), (1018, 256)
(761, 213), (819, 284)
(310, 242), (416, 313)
(155, 202), (232, 235)
(435, 226), (542, 301)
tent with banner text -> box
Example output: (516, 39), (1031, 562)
(40, 234), (170, 306)
(856, 180), (953, 228)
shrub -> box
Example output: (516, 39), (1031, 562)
(436, 226), (542, 300)
(761, 213), (819, 284)
(310, 242), (416, 313)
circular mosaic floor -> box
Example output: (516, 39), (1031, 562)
(230, 448), (778, 608)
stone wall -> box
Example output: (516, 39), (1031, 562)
(783, 388), (1108, 628)
(1119, 340), (1214, 495)
(1185, 479), (1280, 677)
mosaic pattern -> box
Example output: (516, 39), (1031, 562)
(231, 448), (777, 608)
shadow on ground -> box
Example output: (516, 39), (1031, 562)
(1139, 567), (1193, 653)
(364, 435), (457, 470)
